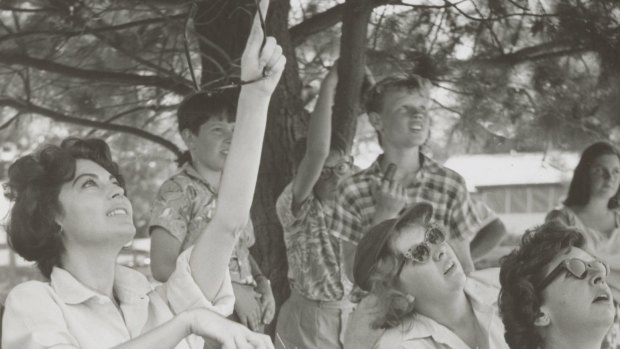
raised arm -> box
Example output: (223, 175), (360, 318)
(290, 65), (338, 210)
(189, 0), (286, 300)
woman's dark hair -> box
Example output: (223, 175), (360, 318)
(176, 89), (240, 166)
(3, 137), (125, 279)
(564, 141), (620, 209)
(498, 220), (586, 349)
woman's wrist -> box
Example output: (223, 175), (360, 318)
(178, 310), (195, 337)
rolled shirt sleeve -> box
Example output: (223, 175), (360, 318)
(276, 183), (314, 230)
(159, 246), (235, 317)
(148, 179), (192, 243)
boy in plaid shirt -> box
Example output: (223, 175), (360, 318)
(331, 75), (506, 277)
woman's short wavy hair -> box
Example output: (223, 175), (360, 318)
(367, 238), (417, 329)
(564, 141), (620, 209)
(498, 220), (586, 349)
(3, 137), (125, 279)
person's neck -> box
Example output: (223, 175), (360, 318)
(191, 159), (222, 191)
(417, 290), (474, 336)
(580, 198), (610, 215)
(380, 145), (421, 181)
(61, 245), (118, 299)
(543, 328), (603, 349)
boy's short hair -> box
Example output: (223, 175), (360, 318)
(177, 89), (240, 134)
(364, 75), (430, 114)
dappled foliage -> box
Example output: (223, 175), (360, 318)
(0, 0), (620, 297)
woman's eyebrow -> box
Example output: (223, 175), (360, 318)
(72, 173), (97, 186)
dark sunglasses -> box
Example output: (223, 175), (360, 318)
(184, 0), (267, 93)
(319, 157), (353, 179)
(537, 258), (609, 291)
(396, 223), (446, 276)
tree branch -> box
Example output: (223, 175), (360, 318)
(0, 6), (59, 13)
(289, 0), (469, 47)
(0, 52), (194, 95)
(477, 41), (591, 65)
(0, 97), (182, 156)
(0, 14), (185, 44)
(290, 0), (391, 47)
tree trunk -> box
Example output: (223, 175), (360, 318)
(251, 0), (307, 332)
(332, 0), (374, 153)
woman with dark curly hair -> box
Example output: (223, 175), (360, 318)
(545, 141), (620, 348)
(498, 220), (615, 349)
(343, 202), (509, 349)
(546, 142), (620, 298)
(1, 2), (284, 347)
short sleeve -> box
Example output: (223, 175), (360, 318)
(449, 174), (494, 241)
(2, 283), (79, 349)
(275, 183), (314, 231)
(330, 179), (369, 244)
(148, 179), (191, 243)
(545, 208), (572, 226)
(159, 247), (235, 317)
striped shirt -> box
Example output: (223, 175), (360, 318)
(331, 153), (494, 244)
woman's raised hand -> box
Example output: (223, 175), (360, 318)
(240, 0), (286, 96)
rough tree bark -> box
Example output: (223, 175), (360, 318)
(332, 0), (374, 152)
(250, 0), (307, 331)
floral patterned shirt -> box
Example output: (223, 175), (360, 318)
(149, 163), (255, 285)
(276, 182), (352, 301)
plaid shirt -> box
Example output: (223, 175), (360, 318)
(331, 153), (494, 244)
(149, 163), (256, 285)
(276, 183), (352, 301)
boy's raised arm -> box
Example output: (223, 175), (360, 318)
(291, 65), (338, 209)
(190, 0), (286, 300)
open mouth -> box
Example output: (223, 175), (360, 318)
(593, 293), (611, 304)
(444, 261), (456, 275)
(107, 208), (128, 217)
(410, 124), (424, 131)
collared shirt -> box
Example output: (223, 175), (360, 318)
(331, 153), (495, 245)
(2, 248), (235, 349)
(149, 163), (255, 284)
(344, 269), (509, 349)
(276, 182), (352, 301)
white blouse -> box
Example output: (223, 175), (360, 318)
(2, 247), (234, 349)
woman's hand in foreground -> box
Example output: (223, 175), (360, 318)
(185, 308), (274, 349)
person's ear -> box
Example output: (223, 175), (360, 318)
(368, 111), (383, 131)
(405, 294), (415, 304)
(180, 129), (194, 149)
(534, 310), (550, 327)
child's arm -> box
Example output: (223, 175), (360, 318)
(250, 255), (275, 326)
(189, 0), (286, 301)
(290, 65), (338, 212)
(150, 227), (182, 282)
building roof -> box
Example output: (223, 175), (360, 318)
(443, 152), (579, 191)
